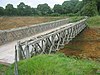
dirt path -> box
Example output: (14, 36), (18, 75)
(60, 27), (100, 60)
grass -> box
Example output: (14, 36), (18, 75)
(69, 16), (100, 27)
(0, 64), (9, 74)
(87, 16), (100, 26)
(5, 53), (100, 75)
(69, 16), (84, 23)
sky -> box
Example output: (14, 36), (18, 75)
(0, 0), (82, 8)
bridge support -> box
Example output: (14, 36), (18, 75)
(15, 19), (87, 61)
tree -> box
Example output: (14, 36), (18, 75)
(24, 5), (32, 16)
(62, 0), (79, 14)
(31, 8), (40, 15)
(0, 7), (4, 16)
(80, 0), (98, 16)
(37, 3), (52, 15)
(62, 1), (72, 14)
(5, 4), (15, 16)
(17, 2), (33, 16)
(83, 0), (91, 4)
(74, 1), (83, 13)
(17, 2), (26, 16)
(96, 0), (100, 14)
(53, 4), (63, 14)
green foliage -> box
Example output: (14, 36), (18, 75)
(80, 1), (98, 16)
(87, 16), (100, 26)
(49, 13), (60, 16)
(0, 7), (4, 16)
(62, 0), (79, 14)
(24, 5), (33, 16)
(74, 1), (83, 13)
(31, 8), (40, 16)
(69, 16), (84, 22)
(5, 4), (16, 16)
(0, 64), (8, 74)
(37, 3), (52, 15)
(66, 13), (77, 16)
(6, 53), (100, 75)
(97, 1), (100, 14)
(53, 4), (63, 14)
(17, 2), (33, 16)
(17, 2), (26, 16)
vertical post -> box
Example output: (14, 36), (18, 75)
(49, 34), (55, 54)
(15, 46), (18, 75)
(70, 27), (74, 39)
(46, 38), (50, 54)
(65, 28), (70, 44)
(25, 42), (30, 59)
(77, 24), (80, 34)
(72, 26), (75, 38)
(56, 33), (61, 50)
(42, 40), (46, 54)
(68, 27), (72, 41)
(62, 30), (66, 45)
(75, 26), (77, 37)
(17, 41), (23, 60)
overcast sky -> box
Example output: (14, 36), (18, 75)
(0, 0), (82, 8)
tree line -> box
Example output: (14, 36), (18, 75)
(0, 0), (100, 16)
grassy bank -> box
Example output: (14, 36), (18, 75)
(69, 16), (100, 27)
(69, 16), (84, 23)
(87, 16), (100, 27)
(5, 53), (100, 75)
(0, 64), (8, 74)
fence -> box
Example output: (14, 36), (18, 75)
(14, 18), (87, 75)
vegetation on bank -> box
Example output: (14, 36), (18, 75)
(4, 53), (100, 75)
(87, 16), (100, 26)
(69, 16), (84, 22)
(0, 64), (8, 74)
(69, 16), (100, 27)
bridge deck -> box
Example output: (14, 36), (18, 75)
(0, 23), (72, 64)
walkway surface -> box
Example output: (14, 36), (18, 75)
(0, 23), (72, 64)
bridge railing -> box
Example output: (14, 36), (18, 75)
(15, 19), (86, 61)
(14, 18), (87, 75)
